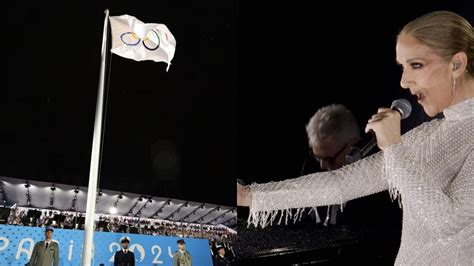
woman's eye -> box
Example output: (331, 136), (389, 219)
(411, 63), (423, 69)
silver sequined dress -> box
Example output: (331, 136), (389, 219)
(248, 97), (474, 265)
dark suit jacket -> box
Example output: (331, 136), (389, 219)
(114, 250), (135, 266)
(213, 254), (231, 266)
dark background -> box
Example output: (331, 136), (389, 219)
(238, 1), (473, 185)
(3, 2), (238, 206)
(2, 1), (473, 210)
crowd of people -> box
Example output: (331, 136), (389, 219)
(5, 206), (236, 243)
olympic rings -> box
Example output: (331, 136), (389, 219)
(119, 30), (161, 51)
(142, 30), (160, 51)
(120, 32), (141, 46)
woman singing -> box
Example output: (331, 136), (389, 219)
(237, 11), (473, 265)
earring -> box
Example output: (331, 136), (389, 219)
(451, 62), (460, 96)
(452, 77), (457, 96)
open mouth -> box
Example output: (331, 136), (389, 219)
(414, 92), (425, 103)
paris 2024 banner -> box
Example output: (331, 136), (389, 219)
(0, 224), (212, 265)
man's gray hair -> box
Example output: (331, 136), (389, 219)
(306, 104), (360, 147)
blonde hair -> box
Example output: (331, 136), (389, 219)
(398, 11), (474, 76)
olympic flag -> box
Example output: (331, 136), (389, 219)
(82, 11), (177, 265)
(109, 14), (176, 71)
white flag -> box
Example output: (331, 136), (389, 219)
(109, 15), (176, 71)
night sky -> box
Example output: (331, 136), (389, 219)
(3, 2), (238, 206)
(2, 1), (473, 208)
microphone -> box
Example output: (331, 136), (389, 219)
(345, 99), (412, 163)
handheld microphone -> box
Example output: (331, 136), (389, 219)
(345, 99), (412, 163)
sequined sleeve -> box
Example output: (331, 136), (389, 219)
(384, 143), (474, 237)
(247, 152), (388, 227)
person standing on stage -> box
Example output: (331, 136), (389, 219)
(173, 239), (192, 266)
(28, 226), (59, 266)
(213, 243), (231, 266)
(114, 237), (135, 266)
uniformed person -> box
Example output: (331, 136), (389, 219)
(172, 239), (192, 266)
(28, 226), (59, 266)
(213, 243), (231, 266)
(114, 237), (135, 266)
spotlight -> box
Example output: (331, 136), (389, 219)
(118, 193), (123, 199)
(148, 197), (153, 203)
(50, 184), (56, 191)
(74, 188), (79, 194)
(167, 200), (172, 205)
(110, 206), (118, 214)
(24, 182), (30, 188)
(98, 190), (103, 196)
(138, 196), (143, 202)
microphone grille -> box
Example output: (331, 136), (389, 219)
(391, 98), (412, 119)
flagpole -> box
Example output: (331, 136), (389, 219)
(82, 9), (109, 266)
